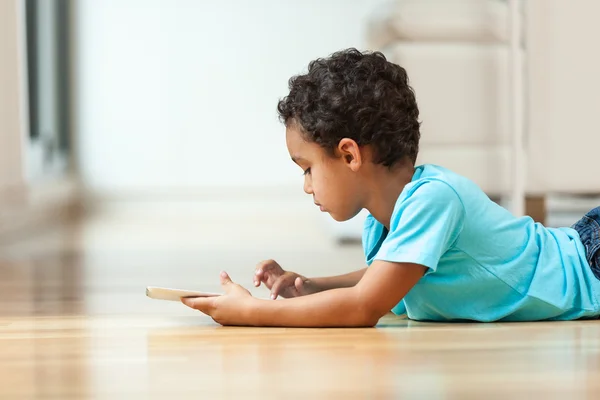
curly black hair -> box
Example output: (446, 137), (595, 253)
(277, 48), (420, 167)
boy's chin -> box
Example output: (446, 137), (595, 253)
(328, 213), (345, 222)
(327, 209), (360, 222)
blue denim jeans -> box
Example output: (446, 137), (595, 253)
(571, 206), (600, 280)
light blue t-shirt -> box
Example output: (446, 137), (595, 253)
(363, 164), (600, 322)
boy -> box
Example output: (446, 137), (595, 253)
(182, 48), (600, 326)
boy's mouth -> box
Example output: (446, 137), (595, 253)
(315, 202), (325, 212)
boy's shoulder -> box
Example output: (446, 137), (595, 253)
(363, 163), (467, 230)
(409, 164), (469, 188)
(398, 164), (473, 205)
(362, 164), (471, 263)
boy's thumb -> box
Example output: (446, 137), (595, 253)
(294, 276), (304, 293)
(220, 271), (233, 289)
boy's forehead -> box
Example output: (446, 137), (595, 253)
(286, 126), (308, 151)
(286, 124), (323, 160)
(285, 125), (303, 143)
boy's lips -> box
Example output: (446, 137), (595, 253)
(315, 202), (325, 212)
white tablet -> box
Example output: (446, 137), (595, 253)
(146, 286), (221, 302)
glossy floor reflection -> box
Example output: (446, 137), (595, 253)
(1, 206), (599, 398)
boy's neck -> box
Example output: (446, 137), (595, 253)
(363, 162), (415, 230)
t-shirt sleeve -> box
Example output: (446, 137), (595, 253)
(374, 180), (465, 273)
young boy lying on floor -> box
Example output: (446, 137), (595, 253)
(182, 48), (600, 326)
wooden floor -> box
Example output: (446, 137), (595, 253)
(1, 204), (599, 399)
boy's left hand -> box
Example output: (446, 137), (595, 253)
(181, 271), (255, 326)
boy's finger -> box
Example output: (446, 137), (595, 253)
(254, 268), (265, 285)
(254, 265), (266, 286)
(220, 271), (234, 292)
(294, 276), (305, 294)
(220, 270), (232, 283)
(254, 261), (276, 279)
(181, 297), (214, 314)
(270, 275), (292, 300)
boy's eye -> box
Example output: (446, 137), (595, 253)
(303, 168), (311, 176)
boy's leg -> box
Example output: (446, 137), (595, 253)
(571, 206), (600, 280)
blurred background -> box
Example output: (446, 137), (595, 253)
(2, 0), (600, 314)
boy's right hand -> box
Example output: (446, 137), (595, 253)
(254, 259), (317, 299)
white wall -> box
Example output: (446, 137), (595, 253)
(526, 0), (600, 193)
(75, 0), (389, 194)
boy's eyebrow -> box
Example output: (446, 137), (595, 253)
(291, 156), (306, 164)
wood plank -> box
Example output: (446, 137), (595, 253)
(0, 210), (599, 398)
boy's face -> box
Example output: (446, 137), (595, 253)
(286, 125), (365, 222)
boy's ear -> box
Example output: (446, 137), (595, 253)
(337, 138), (362, 171)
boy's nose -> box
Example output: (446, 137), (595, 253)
(303, 179), (313, 195)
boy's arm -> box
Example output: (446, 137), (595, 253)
(184, 261), (426, 327)
(251, 262), (424, 327)
(309, 268), (367, 292)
